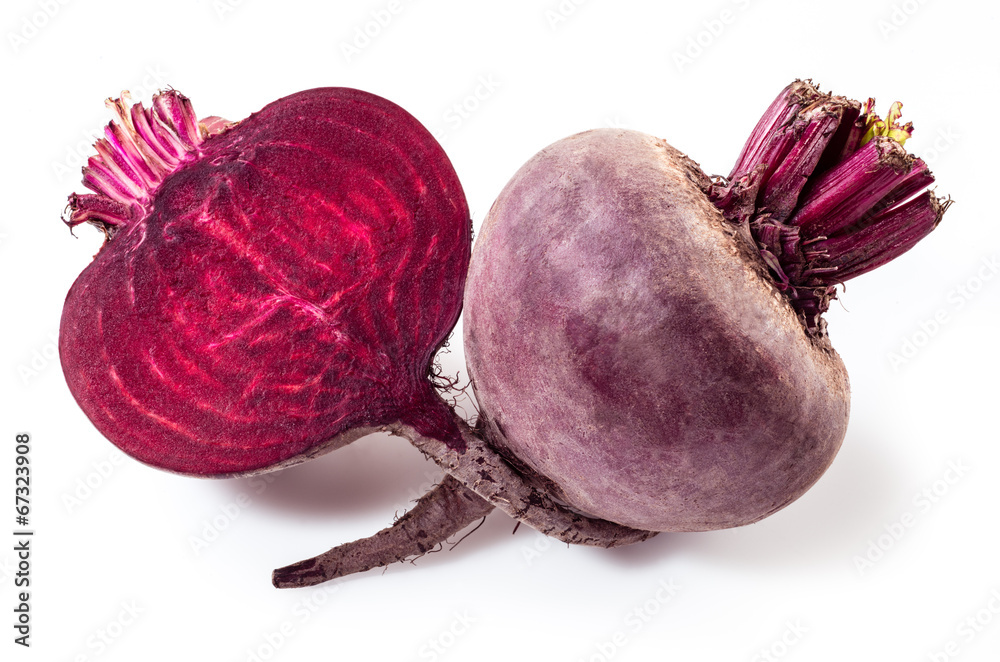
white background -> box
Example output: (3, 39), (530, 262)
(2, 0), (998, 660)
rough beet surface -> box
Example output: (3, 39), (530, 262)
(61, 88), (471, 476)
(464, 129), (851, 531)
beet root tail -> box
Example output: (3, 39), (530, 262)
(273, 403), (658, 588)
(400, 417), (659, 548)
(271, 474), (494, 588)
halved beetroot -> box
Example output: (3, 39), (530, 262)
(64, 87), (645, 590)
(61, 87), (471, 476)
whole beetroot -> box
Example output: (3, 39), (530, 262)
(463, 129), (845, 530)
(464, 81), (946, 533)
(464, 128), (850, 532)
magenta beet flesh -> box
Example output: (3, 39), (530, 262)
(61, 88), (471, 476)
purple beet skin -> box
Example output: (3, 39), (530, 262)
(465, 80), (947, 533)
(465, 129), (850, 531)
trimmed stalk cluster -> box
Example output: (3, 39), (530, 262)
(65, 90), (230, 238)
(709, 80), (950, 331)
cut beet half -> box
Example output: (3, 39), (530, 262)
(60, 87), (472, 477)
(63, 87), (651, 590)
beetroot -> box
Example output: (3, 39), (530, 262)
(464, 81), (947, 532)
(61, 87), (472, 476)
(63, 86), (644, 589)
(464, 129), (850, 532)
(61, 81), (949, 588)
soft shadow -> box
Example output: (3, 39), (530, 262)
(601, 431), (905, 570)
(224, 432), (444, 517)
(222, 424), (903, 576)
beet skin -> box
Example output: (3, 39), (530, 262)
(464, 129), (851, 532)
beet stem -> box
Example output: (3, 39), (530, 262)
(726, 81), (816, 185)
(813, 191), (949, 282)
(759, 107), (844, 223)
(272, 475), (493, 588)
(787, 138), (921, 238)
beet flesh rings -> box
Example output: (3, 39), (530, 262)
(61, 88), (471, 476)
